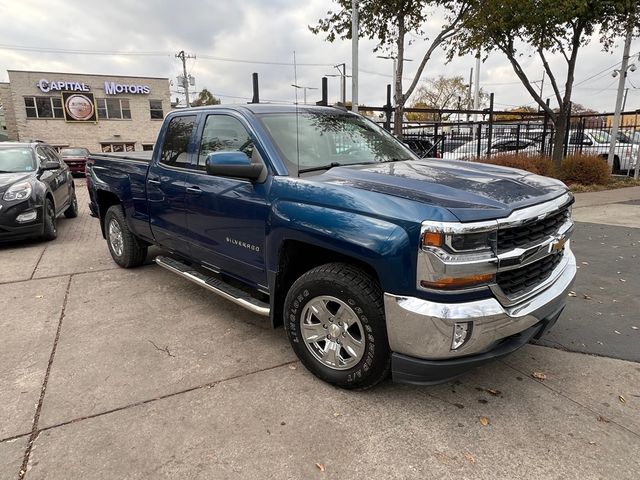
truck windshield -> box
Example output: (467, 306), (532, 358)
(257, 111), (415, 174)
(0, 147), (37, 173)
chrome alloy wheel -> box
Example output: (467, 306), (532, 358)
(108, 219), (124, 257)
(300, 295), (365, 370)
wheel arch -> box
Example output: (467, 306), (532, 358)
(96, 189), (123, 238)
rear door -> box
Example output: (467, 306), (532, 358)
(182, 112), (271, 290)
(147, 114), (197, 256)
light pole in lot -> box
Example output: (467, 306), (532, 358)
(607, 28), (636, 171)
(291, 84), (318, 105)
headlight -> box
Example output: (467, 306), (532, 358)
(421, 230), (496, 254)
(3, 181), (32, 201)
(419, 224), (497, 290)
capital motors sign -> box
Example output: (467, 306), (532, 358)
(104, 82), (150, 95)
(36, 78), (150, 96)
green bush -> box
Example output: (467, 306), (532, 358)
(476, 154), (556, 177)
(559, 154), (611, 185)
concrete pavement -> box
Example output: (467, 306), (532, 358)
(1, 180), (639, 479)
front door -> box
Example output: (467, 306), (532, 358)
(37, 146), (68, 212)
(147, 114), (197, 256)
(183, 112), (270, 290)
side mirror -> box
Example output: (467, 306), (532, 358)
(41, 161), (60, 171)
(205, 151), (263, 181)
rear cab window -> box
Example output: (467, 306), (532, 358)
(159, 115), (196, 168)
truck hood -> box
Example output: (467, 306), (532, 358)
(317, 159), (568, 222)
(0, 172), (33, 193)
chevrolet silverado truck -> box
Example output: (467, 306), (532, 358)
(87, 104), (576, 389)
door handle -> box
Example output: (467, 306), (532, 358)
(186, 186), (202, 194)
(148, 178), (161, 185)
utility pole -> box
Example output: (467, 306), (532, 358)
(467, 67), (473, 120)
(351, 0), (359, 113)
(327, 64), (348, 104)
(176, 50), (196, 107)
(607, 28), (633, 169)
(473, 52), (481, 123)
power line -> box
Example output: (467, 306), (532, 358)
(0, 43), (335, 67)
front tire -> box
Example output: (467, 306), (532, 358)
(64, 189), (78, 218)
(284, 263), (391, 390)
(41, 198), (57, 241)
(104, 205), (147, 268)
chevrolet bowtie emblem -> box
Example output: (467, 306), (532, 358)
(550, 236), (567, 253)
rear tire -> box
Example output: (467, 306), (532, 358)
(104, 205), (147, 268)
(64, 189), (78, 218)
(284, 263), (391, 390)
(41, 198), (57, 241)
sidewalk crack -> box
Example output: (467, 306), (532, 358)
(17, 275), (72, 479)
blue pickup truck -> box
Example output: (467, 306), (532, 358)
(87, 104), (576, 389)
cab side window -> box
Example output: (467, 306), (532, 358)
(160, 115), (196, 168)
(197, 115), (254, 170)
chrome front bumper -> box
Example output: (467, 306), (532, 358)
(384, 248), (576, 360)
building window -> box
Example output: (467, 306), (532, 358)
(96, 98), (131, 120)
(149, 100), (164, 120)
(142, 144), (154, 151)
(101, 142), (135, 153)
(24, 97), (64, 119)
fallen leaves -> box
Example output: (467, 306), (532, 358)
(35, 295), (43, 299)
(619, 395), (626, 404)
(486, 388), (502, 396)
(464, 452), (476, 464)
(288, 365), (297, 370)
(479, 416), (490, 426)
(597, 415), (610, 423)
(532, 372), (547, 381)
(315, 463), (325, 472)
(568, 291), (577, 297)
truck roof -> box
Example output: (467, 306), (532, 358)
(175, 103), (351, 115)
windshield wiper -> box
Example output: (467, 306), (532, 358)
(298, 162), (343, 174)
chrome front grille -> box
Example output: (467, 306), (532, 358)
(497, 207), (570, 253)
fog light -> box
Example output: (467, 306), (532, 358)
(452, 322), (472, 350)
(16, 211), (37, 223)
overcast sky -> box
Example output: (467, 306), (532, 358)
(1, 0), (639, 113)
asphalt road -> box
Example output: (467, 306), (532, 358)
(534, 222), (640, 362)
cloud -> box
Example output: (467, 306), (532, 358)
(0, 0), (638, 112)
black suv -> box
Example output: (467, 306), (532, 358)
(0, 142), (78, 242)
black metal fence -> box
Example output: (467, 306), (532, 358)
(361, 98), (640, 175)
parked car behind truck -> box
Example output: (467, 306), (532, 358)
(87, 104), (576, 389)
(0, 142), (78, 242)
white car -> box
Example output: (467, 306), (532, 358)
(442, 138), (540, 161)
(567, 129), (638, 172)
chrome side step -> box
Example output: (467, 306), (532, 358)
(155, 255), (270, 317)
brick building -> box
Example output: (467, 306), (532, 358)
(0, 70), (171, 152)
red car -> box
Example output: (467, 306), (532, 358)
(60, 147), (90, 175)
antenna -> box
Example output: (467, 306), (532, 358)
(293, 50), (301, 177)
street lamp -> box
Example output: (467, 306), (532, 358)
(291, 84), (319, 105)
